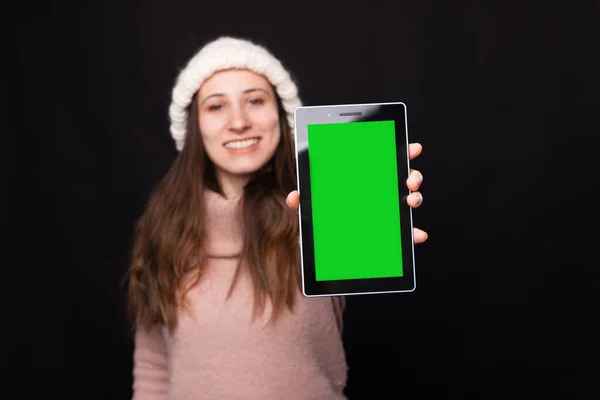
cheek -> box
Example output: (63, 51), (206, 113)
(262, 118), (281, 148)
(256, 109), (281, 135)
(198, 117), (222, 145)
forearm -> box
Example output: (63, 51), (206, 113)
(132, 325), (169, 399)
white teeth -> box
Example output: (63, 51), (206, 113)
(224, 138), (259, 149)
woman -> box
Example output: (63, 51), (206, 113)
(127, 36), (427, 400)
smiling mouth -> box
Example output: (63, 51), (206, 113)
(224, 137), (260, 149)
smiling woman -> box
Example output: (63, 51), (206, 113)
(126, 37), (349, 400)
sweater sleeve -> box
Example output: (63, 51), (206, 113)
(132, 325), (169, 400)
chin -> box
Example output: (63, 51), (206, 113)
(219, 158), (271, 176)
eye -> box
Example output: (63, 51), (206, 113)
(207, 104), (223, 111)
(249, 98), (265, 105)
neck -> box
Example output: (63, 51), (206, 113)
(215, 169), (251, 199)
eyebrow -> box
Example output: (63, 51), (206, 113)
(200, 88), (270, 106)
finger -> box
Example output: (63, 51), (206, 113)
(406, 169), (423, 191)
(406, 191), (423, 208)
(286, 190), (300, 211)
(408, 143), (422, 161)
(413, 227), (428, 244)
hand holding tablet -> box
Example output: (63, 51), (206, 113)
(287, 102), (427, 297)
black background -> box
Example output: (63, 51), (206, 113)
(9, 1), (599, 399)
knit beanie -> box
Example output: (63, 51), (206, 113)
(168, 36), (303, 151)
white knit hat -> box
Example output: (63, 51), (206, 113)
(168, 36), (303, 151)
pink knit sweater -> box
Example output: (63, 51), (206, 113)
(132, 189), (348, 399)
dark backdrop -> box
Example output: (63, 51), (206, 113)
(9, 1), (599, 399)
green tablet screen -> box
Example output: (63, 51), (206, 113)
(307, 120), (404, 281)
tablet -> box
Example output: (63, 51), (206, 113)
(294, 102), (416, 297)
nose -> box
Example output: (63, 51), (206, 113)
(228, 105), (251, 133)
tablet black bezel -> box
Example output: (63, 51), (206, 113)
(294, 102), (416, 297)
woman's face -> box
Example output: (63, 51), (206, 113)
(197, 69), (281, 186)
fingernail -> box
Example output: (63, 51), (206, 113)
(411, 175), (421, 186)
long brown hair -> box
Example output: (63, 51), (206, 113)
(127, 89), (300, 333)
